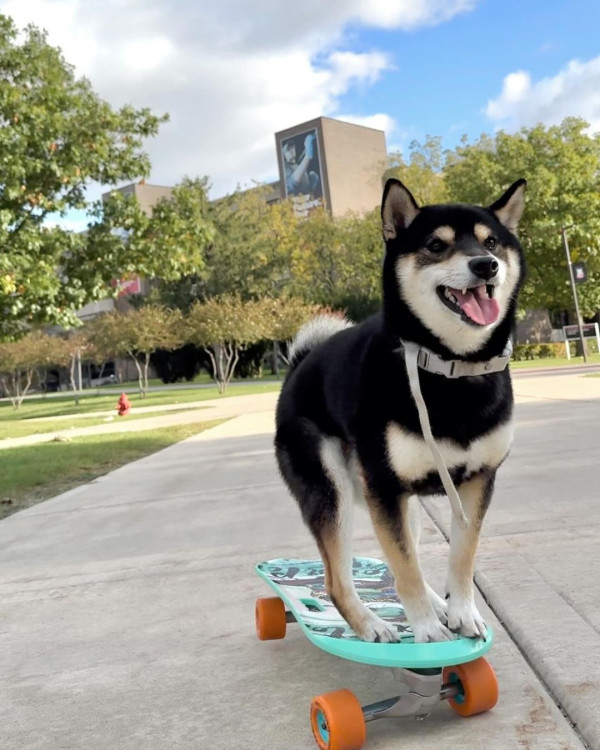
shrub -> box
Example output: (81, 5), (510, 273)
(512, 342), (566, 361)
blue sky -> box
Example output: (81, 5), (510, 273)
(1, 0), (599, 228)
(339, 0), (600, 150)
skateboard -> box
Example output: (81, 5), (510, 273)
(255, 557), (498, 750)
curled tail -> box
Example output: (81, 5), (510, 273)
(287, 314), (353, 369)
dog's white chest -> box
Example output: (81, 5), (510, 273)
(385, 421), (514, 482)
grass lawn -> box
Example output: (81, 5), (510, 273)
(143, 371), (286, 388)
(0, 382), (281, 423)
(0, 420), (226, 520)
(510, 354), (600, 369)
(0, 406), (205, 441)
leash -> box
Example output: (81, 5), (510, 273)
(401, 339), (512, 530)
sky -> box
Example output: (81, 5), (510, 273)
(2, 0), (600, 226)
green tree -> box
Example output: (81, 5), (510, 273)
(86, 307), (184, 396)
(186, 295), (271, 393)
(266, 296), (328, 363)
(444, 118), (600, 315)
(386, 136), (449, 205)
(130, 178), (215, 313)
(0, 330), (68, 408)
(205, 186), (298, 300)
(290, 208), (382, 319)
(0, 15), (197, 337)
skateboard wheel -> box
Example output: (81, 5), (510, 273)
(310, 689), (366, 750)
(255, 597), (286, 640)
(443, 657), (499, 717)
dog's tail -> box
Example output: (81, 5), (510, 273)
(287, 314), (353, 369)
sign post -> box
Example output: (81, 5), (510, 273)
(561, 227), (588, 363)
(562, 323), (600, 360)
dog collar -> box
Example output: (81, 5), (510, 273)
(401, 340), (513, 378)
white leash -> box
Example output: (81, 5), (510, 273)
(402, 341), (469, 529)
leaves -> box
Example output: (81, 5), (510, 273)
(444, 118), (600, 315)
(0, 330), (70, 407)
(83, 306), (185, 395)
(0, 15), (168, 336)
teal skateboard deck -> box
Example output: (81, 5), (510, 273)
(255, 557), (499, 747)
(255, 557), (493, 669)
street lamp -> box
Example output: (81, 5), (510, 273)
(561, 226), (588, 363)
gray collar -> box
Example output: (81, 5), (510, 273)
(401, 339), (513, 378)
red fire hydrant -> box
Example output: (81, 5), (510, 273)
(116, 393), (131, 416)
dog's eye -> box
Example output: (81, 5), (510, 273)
(484, 236), (497, 250)
(428, 239), (446, 253)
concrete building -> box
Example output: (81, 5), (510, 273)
(274, 116), (387, 218)
(113, 180), (173, 216)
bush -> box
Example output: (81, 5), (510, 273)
(512, 342), (566, 361)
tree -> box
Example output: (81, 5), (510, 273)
(266, 296), (328, 364)
(186, 295), (271, 393)
(85, 307), (184, 396)
(0, 16), (213, 337)
(0, 331), (68, 408)
(386, 136), (449, 205)
(289, 208), (383, 319)
(444, 118), (600, 315)
(205, 186), (298, 300)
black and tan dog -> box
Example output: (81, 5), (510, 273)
(275, 179), (526, 643)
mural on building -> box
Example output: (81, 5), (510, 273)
(279, 127), (324, 217)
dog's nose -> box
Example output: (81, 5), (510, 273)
(469, 256), (499, 281)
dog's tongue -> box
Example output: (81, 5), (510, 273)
(449, 286), (499, 326)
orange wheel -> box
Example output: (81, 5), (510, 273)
(442, 657), (499, 717)
(310, 689), (366, 750)
(255, 597), (286, 640)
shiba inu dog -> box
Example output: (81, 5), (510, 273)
(275, 179), (526, 643)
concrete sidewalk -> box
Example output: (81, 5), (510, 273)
(1, 373), (599, 748)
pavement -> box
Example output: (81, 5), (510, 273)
(1, 370), (600, 748)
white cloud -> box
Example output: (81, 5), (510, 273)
(355, 0), (476, 29)
(0, 0), (475, 198)
(486, 56), (600, 132)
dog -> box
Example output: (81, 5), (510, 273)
(274, 178), (526, 643)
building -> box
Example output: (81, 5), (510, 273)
(274, 116), (387, 218)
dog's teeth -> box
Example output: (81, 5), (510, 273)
(461, 288), (467, 295)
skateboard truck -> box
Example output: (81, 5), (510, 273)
(361, 668), (460, 721)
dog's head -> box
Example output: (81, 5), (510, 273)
(381, 179), (526, 357)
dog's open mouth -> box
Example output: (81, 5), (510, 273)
(437, 284), (499, 326)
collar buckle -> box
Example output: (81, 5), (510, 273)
(407, 341), (512, 378)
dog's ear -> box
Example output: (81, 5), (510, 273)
(381, 179), (420, 240)
(489, 179), (526, 233)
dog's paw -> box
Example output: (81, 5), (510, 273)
(447, 598), (487, 639)
(353, 608), (400, 643)
(411, 614), (453, 643)
(426, 585), (448, 625)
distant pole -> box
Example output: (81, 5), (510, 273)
(561, 227), (588, 363)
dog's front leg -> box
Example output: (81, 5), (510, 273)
(368, 493), (452, 643)
(446, 471), (495, 639)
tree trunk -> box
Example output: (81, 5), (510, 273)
(143, 352), (151, 395)
(271, 340), (279, 376)
(69, 354), (81, 405)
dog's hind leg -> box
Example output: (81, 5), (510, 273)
(276, 426), (399, 643)
(368, 493), (451, 642)
(445, 471), (495, 639)
(408, 496), (447, 625)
